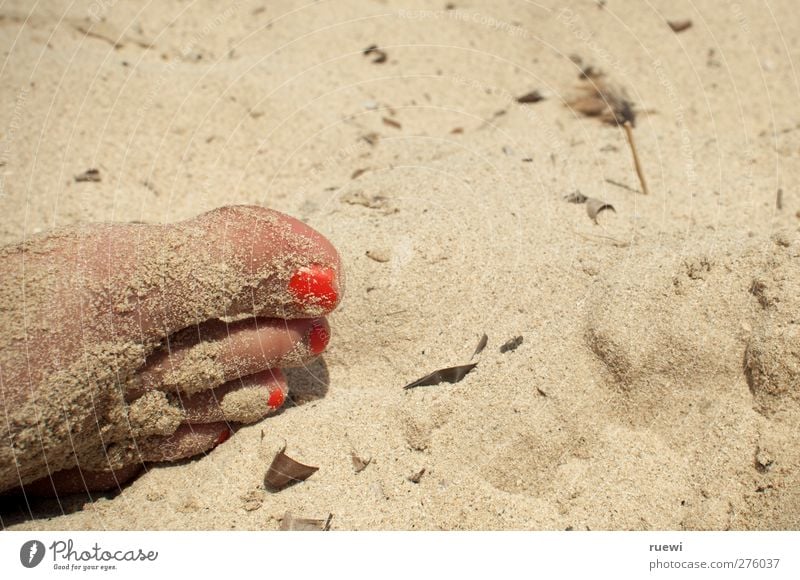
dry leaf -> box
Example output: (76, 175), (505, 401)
(564, 191), (588, 204)
(516, 90), (545, 104)
(472, 333), (488, 359)
(363, 44), (387, 64)
(500, 336), (523, 353)
(568, 77), (636, 127)
(351, 451), (372, 473)
(667, 19), (692, 33)
(586, 198), (616, 224)
(279, 511), (332, 531)
(408, 468), (426, 483)
(265, 449), (319, 491)
(403, 363), (478, 389)
(361, 132), (380, 146)
(382, 117), (402, 129)
(75, 168), (101, 183)
(350, 168), (368, 179)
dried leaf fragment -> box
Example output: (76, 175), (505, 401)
(568, 77), (636, 127)
(516, 90), (545, 104)
(361, 132), (380, 146)
(279, 511), (333, 531)
(265, 449), (319, 491)
(564, 191), (588, 204)
(382, 117), (402, 129)
(363, 44), (388, 64)
(667, 19), (692, 33)
(351, 451), (372, 473)
(500, 336), (523, 353)
(403, 363), (477, 389)
(408, 468), (426, 483)
(75, 168), (101, 182)
(586, 198), (616, 224)
(472, 333), (488, 359)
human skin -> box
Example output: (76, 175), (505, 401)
(0, 205), (342, 495)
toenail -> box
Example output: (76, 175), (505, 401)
(215, 427), (232, 446)
(267, 385), (285, 410)
(288, 264), (338, 311)
(308, 320), (330, 356)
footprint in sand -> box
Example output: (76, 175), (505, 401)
(584, 233), (800, 421)
(582, 232), (800, 528)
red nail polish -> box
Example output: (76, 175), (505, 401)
(267, 386), (285, 410)
(215, 427), (232, 446)
(289, 264), (338, 311)
(308, 321), (330, 355)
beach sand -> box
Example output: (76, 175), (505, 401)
(1, 0), (798, 530)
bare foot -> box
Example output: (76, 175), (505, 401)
(0, 206), (342, 495)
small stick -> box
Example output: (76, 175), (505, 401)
(604, 178), (640, 194)
(776, 188), (783, 210)
(623, 121), (649, 196)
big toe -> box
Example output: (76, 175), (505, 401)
(91, 205), (343, 341)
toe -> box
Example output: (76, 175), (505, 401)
(128, 317), (329, 398)
(159, 206), (343, 329)
(64, 205), (342, 343)
(176, 369), (288, 424)
(137, 422), (232, 463)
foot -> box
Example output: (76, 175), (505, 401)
(0, 206), (342, 495)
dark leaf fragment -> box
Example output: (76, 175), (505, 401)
(667, 19), (692, 33)
(363, 44), (387, 64)
(586, 198), (616, 223)
(408, 468), (426, 483)
(500, 336), (523, 353)
(265, 449), (319, 491)
(568, 77), (637, 127)
(351, 451), (372, 473)
(472, 333), (488, 359)
(516, 90), (545, 104)
(361, 132), (380, 146)
(279, 511), (333, 531)
(382, 117), (402, 129)
(75, 168), (101, 182)
(403, 363), (477, 389)
(564, 190), (588, 204)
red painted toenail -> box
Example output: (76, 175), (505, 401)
(215, 428), (232, 446)
(267, 386), (285, 410)
(308, 321), (330, 355)
(288, 264), (338, 311)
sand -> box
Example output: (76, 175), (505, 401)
(1, 0), (798, 530)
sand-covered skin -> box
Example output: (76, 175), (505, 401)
(1, 0), (798, 529)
